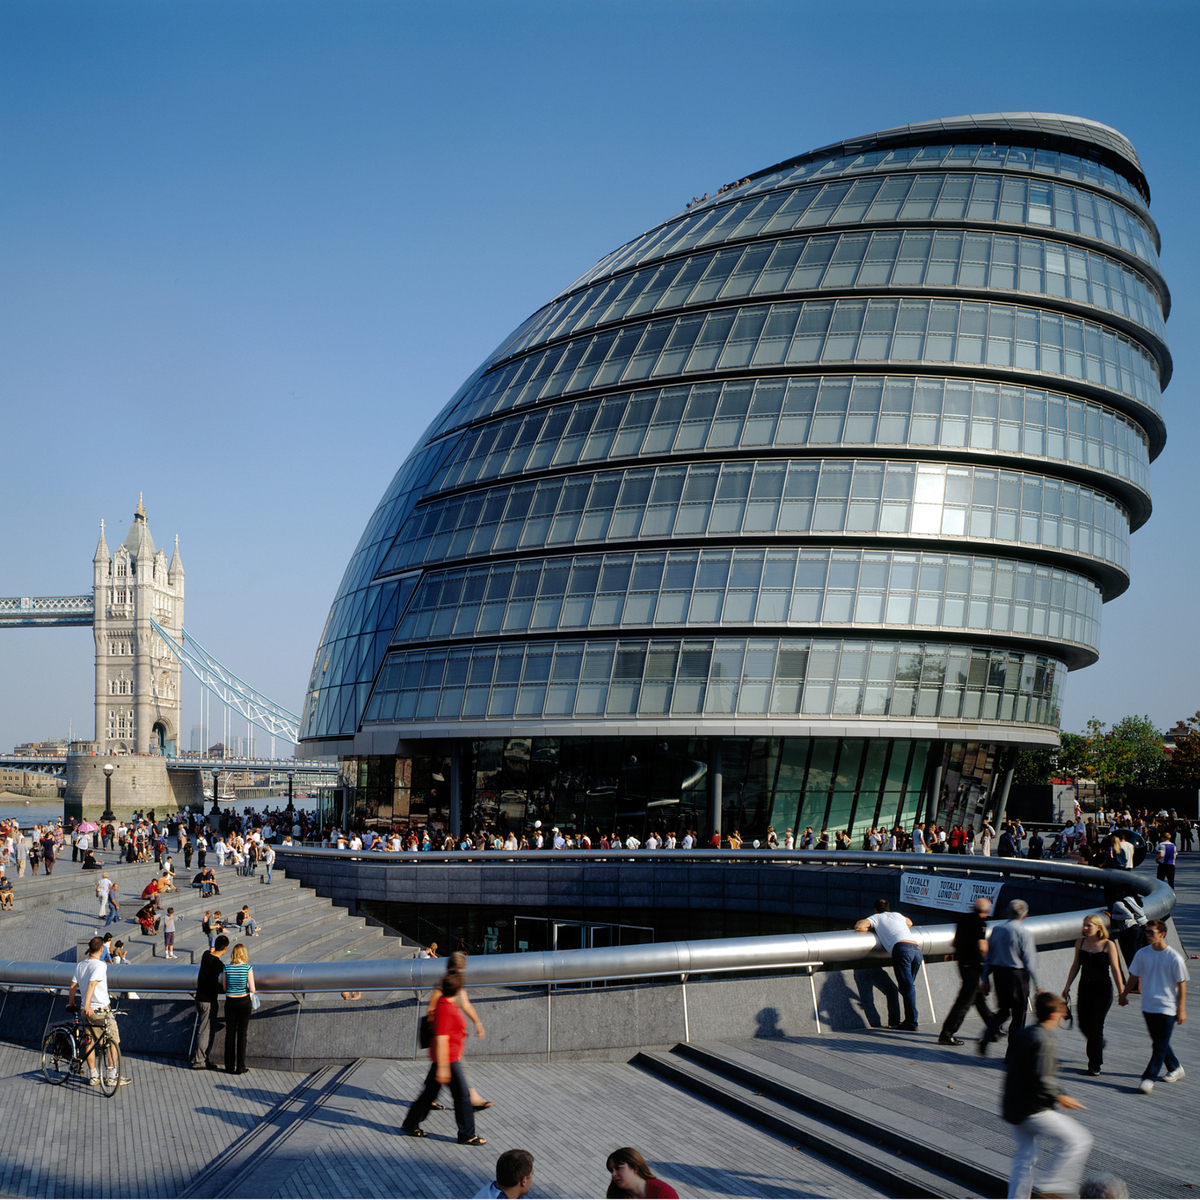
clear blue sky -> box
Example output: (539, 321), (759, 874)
(1, 0), (1197, 753)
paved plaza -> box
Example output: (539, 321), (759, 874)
(0, 847), (1194, 1197)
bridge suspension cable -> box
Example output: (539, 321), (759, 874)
(150, 619), (300, 744)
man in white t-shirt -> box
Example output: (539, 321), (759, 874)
(855, 899), (923, 1031)
(69, 937), (128, 1087)
(1119, 918), (1188, 1092)
(681, 831), (694, 850)
(625, 834), (641, 850)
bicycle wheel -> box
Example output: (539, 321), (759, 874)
(41, 1029), (74, 1085)
(98, 1038), (122, 1097)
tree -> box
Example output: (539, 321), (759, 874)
(1166, 712), (1200, 787)
(1012, 731), (1090, 787)
(1082, 715), (1167, 799)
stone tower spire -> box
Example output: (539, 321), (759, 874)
(94, 499), (184, 755)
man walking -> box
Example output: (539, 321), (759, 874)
(1004, 992), (1092, 1198)
(1119, 918), (1188, 1093)
(855, 898), (923, 1031)
(939, 896), (995, 1046)
(191, 934), (229, 1070)
(96, 872), (113, 919)
(980, 899), (1040, 1058)
(1155, 833), (1177, 890)
(264, 842), (275, 885)
(103, 878), (121, 927)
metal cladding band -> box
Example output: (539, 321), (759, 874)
(0, 853), (1171, 995)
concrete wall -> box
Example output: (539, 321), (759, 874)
(1, 945), (1082, 1071)
(167, 766), (206, 810)
(64, 755), (174, 814)
(275, 851), (1098, 930)
(2, 858), (1119, 1071)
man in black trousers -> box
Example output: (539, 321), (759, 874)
(938, 895), (995, 1046)
(979, 898), (1040, 1058)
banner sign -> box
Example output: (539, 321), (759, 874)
(900, 872), (1004, 914)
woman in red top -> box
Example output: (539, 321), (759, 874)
(400, 971), (486, 1146)
(606, 1148), (679, 1198)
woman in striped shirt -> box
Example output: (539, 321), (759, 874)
(220, 943), (256, 1075)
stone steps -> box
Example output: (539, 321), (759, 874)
(635, 1042), (1003, 1198)
(0, 850), (414, 968)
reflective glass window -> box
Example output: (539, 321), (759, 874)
(384, 457), (1130, 578)
(365, 636), (1066, 729)
(561, 170), (1158, 299)
(445, 299), (1161, 434)
(426, 375), (1150, 501)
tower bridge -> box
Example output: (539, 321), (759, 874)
(1, 499), (312, 799)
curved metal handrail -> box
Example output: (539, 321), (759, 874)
(0, 853), (1171, 996)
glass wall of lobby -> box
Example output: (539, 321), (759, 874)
(340, 735), (1010, 844)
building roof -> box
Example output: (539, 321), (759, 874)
(93, 520), (109, 564)
(774, 112), (1150, 203)
(122, 495), (156, 559)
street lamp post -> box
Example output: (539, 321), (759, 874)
(102, 763), (115, 822)
(286, 772), (295, 813)
(210, 769), (222, 816)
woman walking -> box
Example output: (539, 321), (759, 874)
(423, 951), (492, 1111)
(220, 943), (256, 1074)
(1061, 913), (1124, 1075)
(401, 968), (486, 1145)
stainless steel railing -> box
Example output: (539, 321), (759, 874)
(0, 852), (1171, 996)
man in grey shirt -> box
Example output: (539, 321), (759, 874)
(979, 898), (1039, 1059)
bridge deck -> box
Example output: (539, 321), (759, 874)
(0, 857), (1193, 1197)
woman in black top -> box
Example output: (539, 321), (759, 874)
(1061, 912), (1125, 1075)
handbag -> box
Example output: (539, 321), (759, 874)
(419, 994), (437, 1049)
(251, 994), (261, 1011)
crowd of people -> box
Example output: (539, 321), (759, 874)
(684, 177), (753, 210)
(855, 874), (1188, 1197)
(3, 794), (1192, 1196)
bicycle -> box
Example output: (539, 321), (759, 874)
(41, 1004), (124, 1097)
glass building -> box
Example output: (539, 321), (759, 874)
(301, 114), (1170, 843)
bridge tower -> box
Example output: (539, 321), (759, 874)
(92, 497), (185, 755)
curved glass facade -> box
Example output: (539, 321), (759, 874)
(393, 550), (1102, 662)
(380, 458), (1131, 581)
(569, 172), (1163, 293)
(442, 298), (1163, 433)
(303, 114), (1171, 844)
(363, 636), (1065, 727)
(427, 377), (1151, 505)
(510, 231), (1167, 359)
